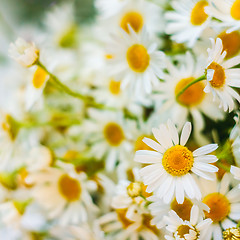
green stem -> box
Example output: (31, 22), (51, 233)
(215, 161), (230, 172)
(237, 220), (240, 228)
(37, 61), (110, 110)
(176, 75), (206, 100)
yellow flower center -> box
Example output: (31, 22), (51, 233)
(203, 193), (230, 223)
(223, 227), (240, 240)
(103, 122), (125, 146)
(171, 198), (193, 221)
(120, 11), (144, 33)
(218, 31), (240, 58)
(127, 182), (152, 198)
(1, 114), (19, 141)
(231, 0), (240, 20)
(116, 209), (134, 229)
(190, 0), (209, 26)
(162, 145), (194, 176)
(105, 54), (113, 59)
(177, 225), (197, 239)
(109, 79), (121, 95)
(175, 77), (205, 107)
(207, 62), (226, 88)
(134, 135), (154, 151)
(138, 214), (159, 234)
(126, 44), (150, 73)
(58, 174), (81, 202)
(32, 66), (48, 89)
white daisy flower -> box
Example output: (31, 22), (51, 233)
(204, 38), (240, 112)
(165, 0), (211, 47)
(9, 38), (39, 68)
(83, 109), (134, 171)
(164, 205), (212, 240)
(134, 119), (219, 204)
(96, 0), (163, 35)
(149, 195), (209, 229)
(26, 161), (97, 226)
(107, 26), (165, 97)
(199, 173), (240, 240)
(206, 0), (240, 33)
(99, 208), (162, 240)
(153, 52), (224, 143)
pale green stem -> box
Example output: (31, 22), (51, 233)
(176, 75), (206, 100)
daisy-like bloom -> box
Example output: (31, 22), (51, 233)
(204, 38), (240, 112)
(164, 205), (212, 240)
(99, 207), (162, 240)
(149, 195), (209, 229)
(165, 0), (211, 47)
(9, 38), (39, 68)
(206, 0), (240, 33)
(83, 109), (134, 171)
(134, 119), (219, 204)
(96, 0), (163, 35)
(25, 65), (49, 110)
(26, 161), (97, 226)
(107, 26), (165, 97)
(152, 52), (224, 143)
(199, 173), (240, 240)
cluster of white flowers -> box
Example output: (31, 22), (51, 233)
(1, 0), (240, 239)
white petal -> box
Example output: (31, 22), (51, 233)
(193, 144), (218, 156)
(180, 122), (191, 146)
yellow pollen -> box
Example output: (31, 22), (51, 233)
(116, 209), (134, 229)
(203, 193), (230, 223)
(177, 225), (193, 238)
(134, 135), (154, 152)
(109, 79), (121, 95)
(162, 145), (194, 176)
(171, 198), (193, 221)
(32, 66), (48, 89)
(223, 227), (240, 240)
(120, 11), (144, 33)
(127, 182), (152, 198)
(190, 0), (209, 26)
(218, 31), (240, 58)
(58, 174), (81, 202)
(103, 122), (125, 146)
(126, 44), (150, 73)
(175, 77), (205, 106)
(231, 0), (240, 20)
(207, 62), (226, 88)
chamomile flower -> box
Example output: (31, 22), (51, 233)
(9, 38), (39, 68)
(206, 0), (240, 33)
(107, 26), (165, 97)
(165, 0), (211, 47)
(149, 195), (209, 229)
(26, 161), (97, 226)
(153, 52), (224, 143)
(164, 205), (212, 240)
(204, 38), (240, 112)
(134, 119), (219, 204)
(199, 173), (240, 239)
(83, 109), (133, 171)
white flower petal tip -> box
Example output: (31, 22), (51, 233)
(8, 38), (39, 68)
(193, 144), (218, 157)
(180, 122), (192, 146)
(230, 166), (240, 180)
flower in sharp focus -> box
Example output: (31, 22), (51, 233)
(9, 38), (39, 68)
(164, 205), (212, 240)
(204, 37), (240, 112)
(107, 26), (165, 97)
(134, 119), (219, 204)
(223, 227), (240, 240)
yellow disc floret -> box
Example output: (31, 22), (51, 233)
(58, 174), (81, 202)
(171, 198), (193, 221)
(175, 77), (205, 106)
(32, 66), (48, 89)
(207, 62), (226, 88)
(162, 145), (194, 176)
(218, 31), (240, 58)
(109, 79), (121, 95)
(120, 11), (144, 33)
(231, 0), (240, 20)
(103, 122), (125, 146)
(190, 0), (209, 26)
(203, 193), (230, 222)
(126, 44), (150, 73)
